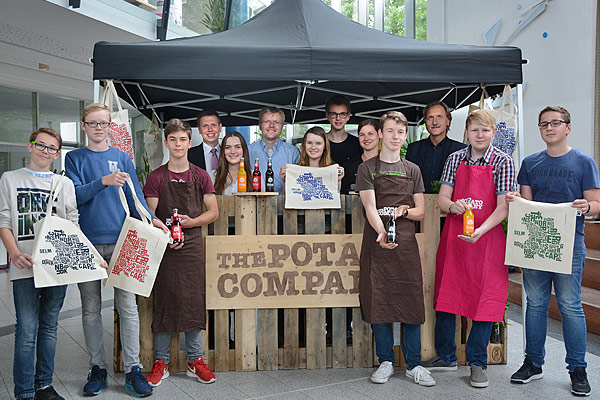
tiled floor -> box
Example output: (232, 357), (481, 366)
(0, 269), (598, 399)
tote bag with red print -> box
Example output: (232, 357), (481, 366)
(101, 80), (135, 164)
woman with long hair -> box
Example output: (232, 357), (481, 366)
(213, 131), (253, 195)
(280, 126), (344, 180)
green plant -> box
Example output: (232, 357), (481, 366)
(136, 153), (150, 187)
(430, 180), (441, 194)
(201, 0), (226, 33)
(502, 217), (508, 236)
(400, 125), (427, 157)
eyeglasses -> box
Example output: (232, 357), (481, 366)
(328, 112), (349, 119)
(31, 141), (59, 155)
(84, 121), (111, 128)
(538, 120), (567, 129)
(261, 120), (282, 126)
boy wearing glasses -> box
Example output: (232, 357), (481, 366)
(65, 103), (168, 397)
(248, 107), (300, 193)
(326, 95), (362, 191)
(0, 128), (78, 400)
(506, 106), (599, 397)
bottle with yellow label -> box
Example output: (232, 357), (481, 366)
(463, 203), (474, 236)
(237, 157), (247, 192)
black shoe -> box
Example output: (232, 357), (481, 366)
(34, 386), (65, 400)
(570, 367), (591, 397)
(511, 357), (543, 384)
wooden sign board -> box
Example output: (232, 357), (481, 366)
(206, 234), (362, 309)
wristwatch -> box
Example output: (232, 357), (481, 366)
(400, 209), (409, 219)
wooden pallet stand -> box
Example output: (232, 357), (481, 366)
(114, 194), (507, 372)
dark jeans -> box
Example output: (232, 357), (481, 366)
(13, 278), (67, 399)
(435, 310), (492, 368)
(372, 322), (421, 370)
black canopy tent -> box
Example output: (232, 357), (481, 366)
(92, 0), (524, 127)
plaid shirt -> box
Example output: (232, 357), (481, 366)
(440, 145), (516, 194)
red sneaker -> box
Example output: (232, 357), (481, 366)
(186, 358), (216, 384)
(146, 360), (169, 387)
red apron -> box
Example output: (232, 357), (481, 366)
(433, 152), (508, 322)
(359, 156), (425, 325)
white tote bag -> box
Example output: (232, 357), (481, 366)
(468, 85), (518, 160)
(106, 177), (169, 297)
(489, 84), (518, 158)
(505, 197), (577, 274)
(144, 114), (164, 171)
(101, 80), (135, 164)
(32, 176), (107, 288)
(284, 164), (341, 209)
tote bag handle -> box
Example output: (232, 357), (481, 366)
(117, 176), (153, 225)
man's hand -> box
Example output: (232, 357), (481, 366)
(152, 218), (170, 234)
(169, 231), (184, 250)
(450, 199), (469, 215)
(458, 228), (483, 243)
(279, 166), (287, 180)
(11, 252), (34, 269)
(101, 172), (129, 187)
(178, 214), (194, 228)
(505, 191), (521, 204)
(571, 199), (590, 214)
(394, 205), (410, 219)
(376, 232), (398, 249)
(100, 261), (109, 270)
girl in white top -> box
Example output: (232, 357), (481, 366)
(213, 131), (254, 195)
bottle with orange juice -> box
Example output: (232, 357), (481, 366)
(463, 203), (474, 236)
(237, 157), (247, 192)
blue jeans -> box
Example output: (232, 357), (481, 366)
(523, 251), (587, 371)
(435, 311), (492, 368)
(372, 323), (421, 370)
(154, 330), (203, 365)
(13, 278), (67, 399)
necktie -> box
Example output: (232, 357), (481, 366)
(210, 147), (218, 170)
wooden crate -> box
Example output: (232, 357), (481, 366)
(115, 194), (507, 372)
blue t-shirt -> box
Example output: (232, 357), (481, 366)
(517, 148), (600, 251)
(65, 147), (155, 245)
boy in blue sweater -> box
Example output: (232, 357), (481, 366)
(65, 103), (168, 397)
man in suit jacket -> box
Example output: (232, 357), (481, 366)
(405, 102), (466, 193)
(188, 110), (222, 178)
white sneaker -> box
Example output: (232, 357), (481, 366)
(371, 361), (394, 383)
(406, 365), (436, 386)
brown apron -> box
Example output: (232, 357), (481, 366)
(152, 165), (206, 332)
(359, 156), (425, 325)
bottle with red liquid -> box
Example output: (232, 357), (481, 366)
(171, 208), (182, 244)
(252, 158), (261, 191)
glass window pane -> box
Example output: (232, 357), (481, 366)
(39, 94), (81, 145)
(384, 0), (404, 36)
(0, 86), (35, 145)
(415, 0), (427, 41)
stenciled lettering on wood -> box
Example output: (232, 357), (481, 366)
(206, 234), (362, 309)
